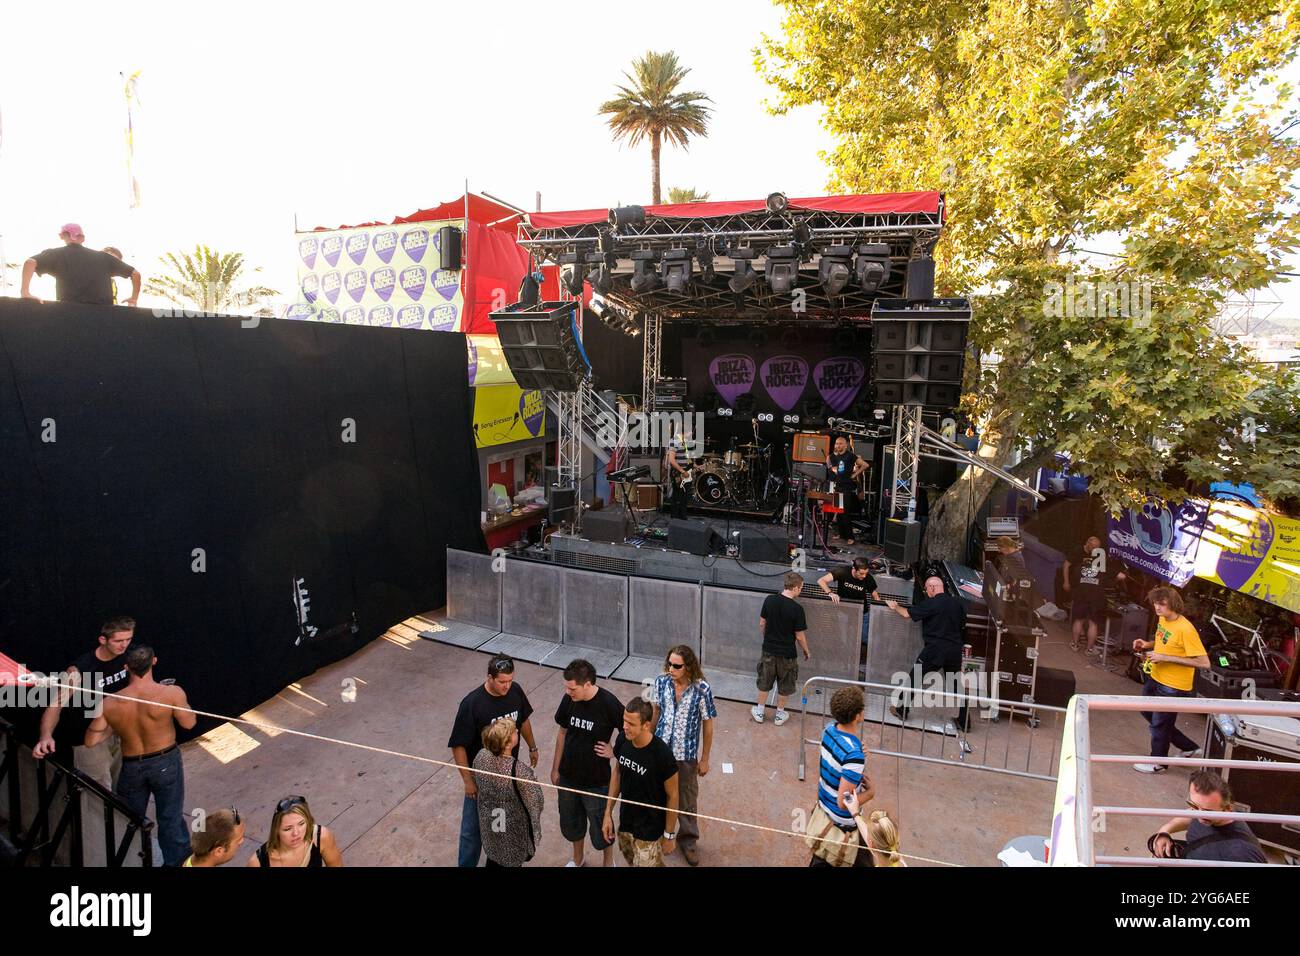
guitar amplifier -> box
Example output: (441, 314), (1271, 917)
(793, 432), (830, 463)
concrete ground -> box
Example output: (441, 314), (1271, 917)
(176, 604), (1220, 867)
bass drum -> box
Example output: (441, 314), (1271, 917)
(694, 468), (730, 506)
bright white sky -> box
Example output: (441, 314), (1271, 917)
(1, 0), (1296, 324)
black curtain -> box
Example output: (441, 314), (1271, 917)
(0, 300), (483, 737)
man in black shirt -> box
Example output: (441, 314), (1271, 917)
(550, 658), (625, 868)
(1151, 771), (1268, 864)
(885, 576), (971, 734)
(753, 571), (811, 726)
(602, 697), (679, 867)
(22, 224), (141, 307)
(817, 557), (881, 648)
(32, 616), (135, 790)
(825, 435), (867, 544)
(447, 655), (539, 867)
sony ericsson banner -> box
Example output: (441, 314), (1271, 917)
(290, 221), (465, 332)
(1108, 497), (1300, 613)
(473, 384), (545, 448)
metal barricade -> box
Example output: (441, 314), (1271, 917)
(797, 675), (1067, 784)
(1055, 695), (1300, 867)
(1, 717), (154, 867)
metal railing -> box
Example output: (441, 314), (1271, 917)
(797, 675), (1067, 784)
(1054, 695), (1300, 867)
(0, 717), (155, 867)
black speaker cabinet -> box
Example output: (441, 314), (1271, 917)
(668, 518), (717, 556)
(1205, 715), (1300, 855)
(905, 257), (936, 300)
(438, 225), (462, 271)
(1034, 665), (1077, 709)
(738, 527), (787, 563)
(491, 300), (587, 392)
(583, 506), (630, 544)
(882, 518), (921, 564)
(870, 297), (972, 412)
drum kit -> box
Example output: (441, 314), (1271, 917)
(680, 441), (781, 509)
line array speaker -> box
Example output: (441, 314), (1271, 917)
(870, 297), (971, 411)
(491, 300), (588, 392)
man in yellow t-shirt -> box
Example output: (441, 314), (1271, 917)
(1131, 586), (1210, 773)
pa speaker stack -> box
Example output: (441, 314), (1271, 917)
(870, 297), (971, 411)
(490, 300), (588, 392)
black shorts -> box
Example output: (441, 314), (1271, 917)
(557, 778), (612, 849)
(1070, 589), (1106, 625)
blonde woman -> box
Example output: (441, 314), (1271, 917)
(843, 791), (907, 867)
(247, 795), (343, 867)
(472, 718), (544, 867)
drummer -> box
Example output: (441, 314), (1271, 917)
(826, 434), (867, 545)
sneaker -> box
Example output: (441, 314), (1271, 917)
(958, 738), (973, 755)
(565, 860), (580, 868)
(750, 705), (765, 723)
(774, 709), (791, 726)
(1133, 763), (1167, 774)
(1180, 747), (1203, 759)
(681, 844), (700, 866)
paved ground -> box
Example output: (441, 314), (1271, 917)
(178, 605), (1215, 867)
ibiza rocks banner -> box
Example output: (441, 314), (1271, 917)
(688, 337), (867, 415)
(288, 221), (465, 332)
(473, 384), (545, 448)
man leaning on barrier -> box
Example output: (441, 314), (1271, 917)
(885, 576), (971, 737)
(1148, 771), (1267, 864)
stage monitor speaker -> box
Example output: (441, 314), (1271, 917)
(905, 257), (935, 300)
(738, 527), (788, 563)
(584, 506), (630, 544)
(870, 297), (971, 412)
(1034, 666), (1077, 709)
(667, 518), (717, 556)
(491, 300), (587, 392)
(792, 432), (830, 463)
(548, 485), (577, 525)
(882, 518), (921, 564)
(438, 226), (462, 271)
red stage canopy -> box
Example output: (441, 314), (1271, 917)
(307, 193), (529, 335)
(525, 190), (944, 230)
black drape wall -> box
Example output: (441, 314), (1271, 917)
(0, 300), (483, 734)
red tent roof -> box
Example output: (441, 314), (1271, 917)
(525, 190), (944, 230)
(308, 193), (524, 232)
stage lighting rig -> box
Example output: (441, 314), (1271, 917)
(766, 192), (789, 214)
(818, 245), (853, 297)
(764, 245), (800, 295)
(559, 252), (586, 296)
(854, 243), (892, 292)
(791, 217), (813, 254)
(590, 295), (641, 337)
(660, 249), (692, 293)
(608, 205), (646, 230)
(695, 237), (715, 281)
(630, 249), (661, 293)
(728, 247), (758, 294)
(585, 252), (613, 294)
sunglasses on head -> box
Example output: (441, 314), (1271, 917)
(276, 795), (306, 814)
(229, 805), (241, 825)
(489, 657), (515, 676)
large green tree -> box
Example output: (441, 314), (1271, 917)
(759, 0), (1300, 554)
(146, 246), (279, 315)
(600, 51), (713, 205)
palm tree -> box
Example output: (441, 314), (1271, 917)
(599, 51), (712, 206)
(145, 245), (279, 314)
(667, 187), (711, 204)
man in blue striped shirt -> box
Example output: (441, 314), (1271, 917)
(811, 685), (875, 867)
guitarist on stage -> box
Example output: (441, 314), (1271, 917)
(665, 431), (695, 520)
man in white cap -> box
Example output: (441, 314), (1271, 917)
(21, 223), (141, 306)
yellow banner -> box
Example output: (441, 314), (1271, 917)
(473, 385), (545, 448)
(467, 334), (516, 387)
(1194, 502), (1300, 614)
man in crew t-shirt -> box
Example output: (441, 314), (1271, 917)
(818, 557), (880, 647)
(753, 571), (811, 727)
(1132, 587), (1209, 773)
(602, 697), (679, 867)
(448, 655), (539, 866)
(551, 658), (625, 868)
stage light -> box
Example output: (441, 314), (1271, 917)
(598, 230), (617, 254)
(855, 243), (892, 292)
(783, 413), (801, 425)
(819, 246), (854, 297)
(764, 245), (799, 295)
(695, 238), (715, 281)
(661, 249), (692, 293)
(630, 250), (661, 293)
(559, 252), (585, 296)
(609, 205), (646, 229)
(766, 192), (789, 215)
(791, 218), (812, 248)
(728, 247), (758, 295)
(718, 405), (733, 417)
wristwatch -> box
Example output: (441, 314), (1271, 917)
(663, 830), (677, 840)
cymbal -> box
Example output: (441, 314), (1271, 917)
(736, 443), (762, 449)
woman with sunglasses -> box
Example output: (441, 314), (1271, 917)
(247, 795), (343, 867)
(649, 645), (717, 866)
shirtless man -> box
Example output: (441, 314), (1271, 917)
(86, 644), (195, 866)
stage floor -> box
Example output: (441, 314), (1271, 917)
(175, 607), (1214, 867)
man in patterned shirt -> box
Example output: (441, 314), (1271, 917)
(650, 644), (717, 866)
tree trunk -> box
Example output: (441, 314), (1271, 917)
(651, 131), (662, 206)
(922, 442), (1050, 563)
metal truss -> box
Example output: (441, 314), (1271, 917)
(518, 207), (944, 321)
(890, 404), (924, 519)
(641, 312), (661, 420)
